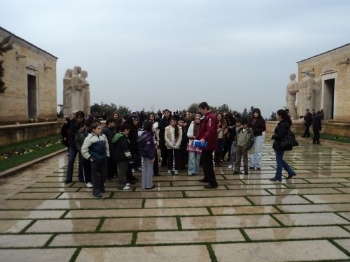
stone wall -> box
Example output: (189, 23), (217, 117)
(0, 27), (58, 124)
(297, 44), (350, 121)
(0, 122), (62, 147)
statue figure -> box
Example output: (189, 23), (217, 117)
(80, 70), (90, 116)
(63, 66), (91, 117)
(63, 69), (73, 117)
(298, 69), (315, 114)
(309, 71), (322, 111)
(286, 73), (299, 119)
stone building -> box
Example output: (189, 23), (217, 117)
(0, 26), (57, 124)
(297, 44), (350, 121)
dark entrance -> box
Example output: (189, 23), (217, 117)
(324, 79), (335, 120)
(27, 74), (37, 119)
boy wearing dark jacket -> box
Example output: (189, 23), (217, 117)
(81, 122), (110, 198)
(65, 111), (85, 183)
(102, 118), (117, 179)
(75, 119), (93, 187)
(112, 123), (132, 190)
(234, 118), (254, 175)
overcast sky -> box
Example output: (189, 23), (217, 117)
(2, 0), (350, 117)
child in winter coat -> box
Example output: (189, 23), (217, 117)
(112, 123), (132, 190)
(81, 122), (110, 198)
(138, 120), (156, 189)
(164, 117), (182, 175)
(233, 118), (254, 175)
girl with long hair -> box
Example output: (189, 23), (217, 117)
(270, 109), (296, 182)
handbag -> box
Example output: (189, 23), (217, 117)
(280, 130), (299, 150)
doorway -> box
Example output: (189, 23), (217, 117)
(323, 79), (335, 120)
(27, 74), (37, 119)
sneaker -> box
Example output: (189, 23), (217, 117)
(249, 167), (255, 170)
(174, 170), (179, 175)
(167, 170), (172, 174)
(86, 182), (93, 188)
(204, 184), (218, 189)
(227, 165), (233, 169)
(286, 173), (296, 180)
(122, 185), (131, 190)
(126, 183), (131, 186)
(270, 177), (282, 182)
(94, 192), (102, 198)
(256, 167), (261, 171)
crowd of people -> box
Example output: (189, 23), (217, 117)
(61, 102), (303, 198)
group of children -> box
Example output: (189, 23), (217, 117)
(63, 109), (257, 198)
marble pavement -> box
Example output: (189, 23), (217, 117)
(0, 137), (350, 261)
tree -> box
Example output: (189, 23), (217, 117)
(0, 35), (13, 94)
(187, 103), (198, 114)
(241, 108), (249, 119)
(269, 111), (277, 121)
(218, 104), (230, 113)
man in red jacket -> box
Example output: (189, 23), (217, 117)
(197, 102), (218, 189)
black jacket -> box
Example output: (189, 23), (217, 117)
(249, 117), (266, 137)
(312, 114), (322, 131)
(272, 119), (291, 151)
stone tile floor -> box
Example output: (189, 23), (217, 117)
(0, 138), (350, 261)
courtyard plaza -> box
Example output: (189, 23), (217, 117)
(0, 136), (350, 262)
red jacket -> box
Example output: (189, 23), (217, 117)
(197, 111), (218, 151)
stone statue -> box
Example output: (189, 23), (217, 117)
(298, 69), (315, 114)
(286, 73), (299, 119)
(80, 70), (90, 116)
(63, 66), (90, 117)
(309, 71), (322, 111)
(63, 69), (72, 117)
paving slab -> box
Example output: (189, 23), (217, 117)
(137, 229), (244, 244)
(0, 234), (52, 247)
(50, 232), (132, 247)
(26, 219), (100, 233)
(145, 196), (251, 208)
(0, 249), (76, 262)
(212, 240), (349, 262)
(244, 226), (350, 240)
(101, 217), (178, 231)
(76, 246), (211, 262)
(181, 215), (280, 229)
(65, 207), (209, 218)
(273, 213), (350, 226)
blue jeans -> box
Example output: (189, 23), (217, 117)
(215, 138), (225, 159)
(228, 141), (236, 165)
(275, 150), (296, 180)
(188, 151), (201, 175)
(65, 146), (83, 182)
(249, 135), (263, 168)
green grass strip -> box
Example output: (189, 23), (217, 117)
(69, 247), (82, 262)
(239, 228), (251, 242)
(0, 143), (65, 172)
(206, 243), (218, 262)
(176, 216), (182, 230)
(95, 218), (105, 232)
(131, 231), (137, 246)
